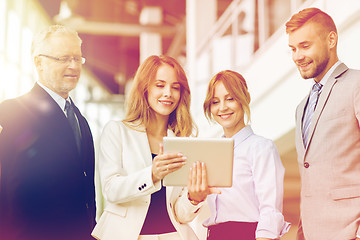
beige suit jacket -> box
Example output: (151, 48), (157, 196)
(295, 63), (360, 240)
(92, 121), (205, 240)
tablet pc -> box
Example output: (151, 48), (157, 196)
(162, 137), (234, 187)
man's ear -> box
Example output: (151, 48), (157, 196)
(328, 31), (337, 49)
(34, 56), (42, 70)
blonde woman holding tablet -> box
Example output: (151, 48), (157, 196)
(92, 55), (204, 240)
(181, 70), (290, 240)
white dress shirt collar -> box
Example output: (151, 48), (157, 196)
(315, 60), (341, 87)
(37, 81), (70, 114)
(231, 125), (253, 147)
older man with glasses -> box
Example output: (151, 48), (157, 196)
(0, 25), (96, 240)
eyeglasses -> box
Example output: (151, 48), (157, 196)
(38, 54), (86, 65)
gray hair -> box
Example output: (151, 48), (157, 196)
(31, 25), (82, 58)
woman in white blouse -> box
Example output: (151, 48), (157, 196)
(92, 55), (203, 240)
(182, 70), (290, 240)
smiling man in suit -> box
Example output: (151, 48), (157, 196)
(286, 8), (360, 240)
(0, 25), (96, 240)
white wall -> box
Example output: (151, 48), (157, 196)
(190, 0), (360, 149)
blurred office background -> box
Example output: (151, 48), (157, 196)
(1, 0), (360, 238)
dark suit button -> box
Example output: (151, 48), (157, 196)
(138, 187), (142, 191)
(144, 183), (147, 187)
(304, 162), (310, 168)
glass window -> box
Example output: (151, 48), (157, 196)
(21, 26), (33, 74)
(20, 74), (33, 95)
(7, 10), (20, 63)
(0, 0), (6, 52)
(0, 56), (5, 99)
(3, 62), (20, 99)
(268, 0), (291, 36)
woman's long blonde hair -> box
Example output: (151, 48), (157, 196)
(123, 55), (197, 137)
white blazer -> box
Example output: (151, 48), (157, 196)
(92, 120), (204, 240)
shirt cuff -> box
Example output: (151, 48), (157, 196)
(183, 191), (204, 213)
(256, 213), (291, 239)
(173, 189), (205, 224)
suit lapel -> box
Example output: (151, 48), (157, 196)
(30, 84), (70, 128)
(304, 63), (349, 154)
(30, 84), (80, 158)
(132, 124), (153, 166)
(140, 126), (177, 166)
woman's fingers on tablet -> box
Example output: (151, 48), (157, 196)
(188, 163), (197, 189)
(167, 161), (186, 172)
(186, 162), (220, 202)
(201, 162), (207, 186)
(155, 151), (186, 167)
(152, 151), (183, 181)
(166, 154), (186, 170)
(160, 152), (183, 158)
(196, 162), (203, 189)
(188, 165), (193, 187)
(189, 162), (211, 202)
(188, 164), (199, 196)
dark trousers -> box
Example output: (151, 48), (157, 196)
(207, 221), (258, 240)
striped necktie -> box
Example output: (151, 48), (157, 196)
(65, 100), (81, 153)
(302, 82), (323, 147)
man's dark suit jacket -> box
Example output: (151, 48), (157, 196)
(0, 84), (96, 240)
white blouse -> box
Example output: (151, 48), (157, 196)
(203, 126), (291, 239)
